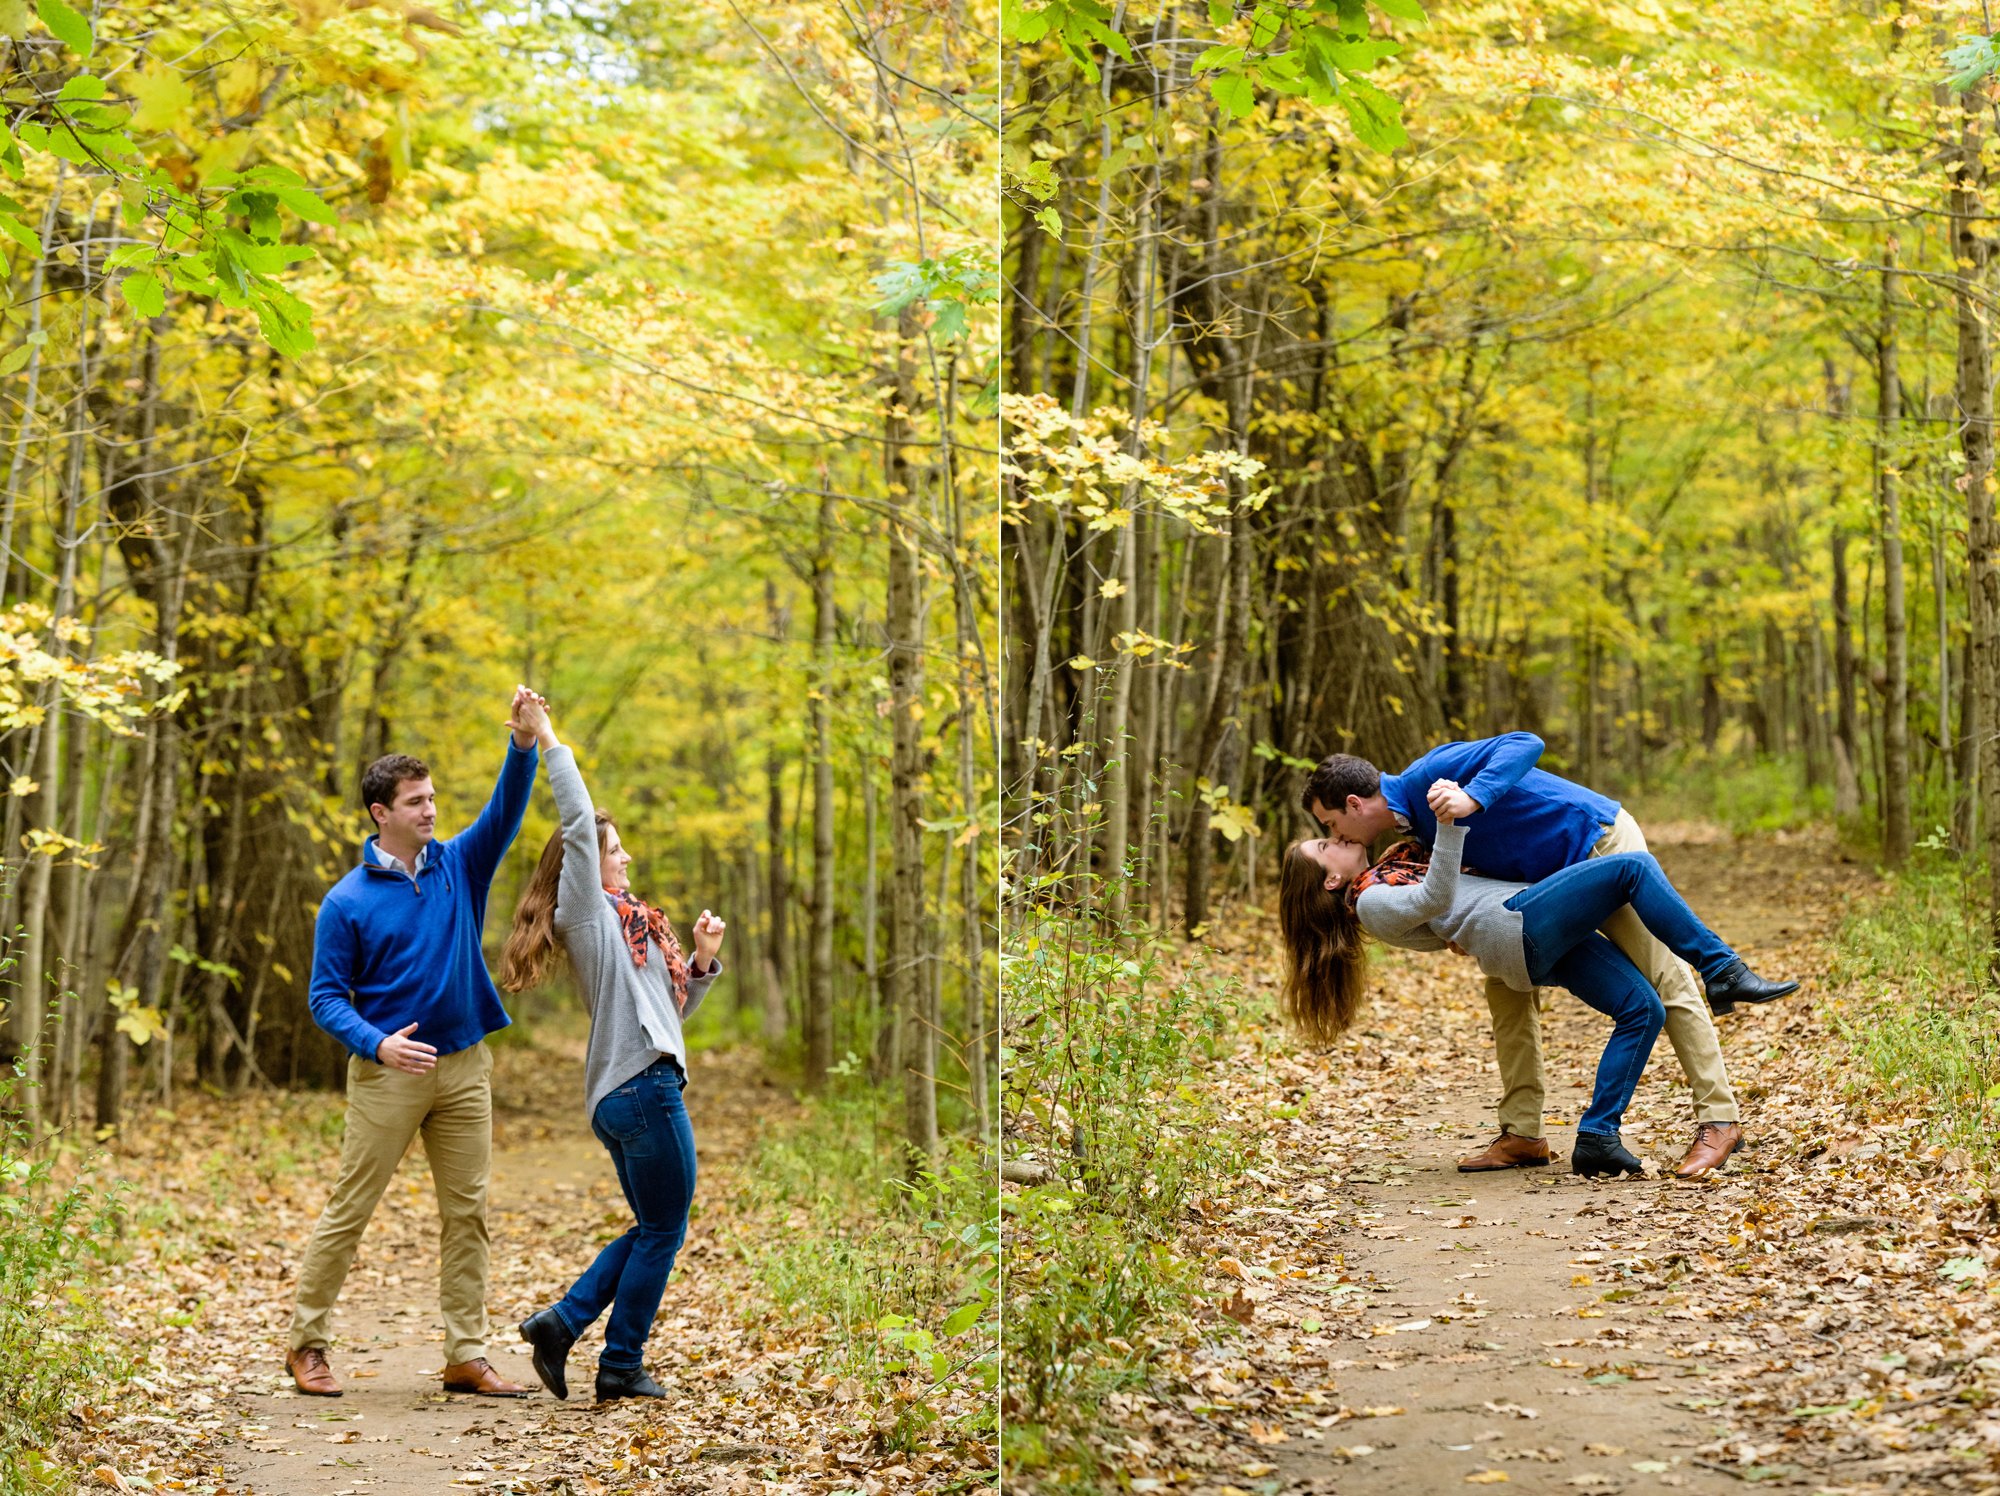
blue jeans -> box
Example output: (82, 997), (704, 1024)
(1505, 853), (1738, 1137)
(550, 1059), (696, 1370)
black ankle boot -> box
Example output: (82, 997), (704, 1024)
(1572, 1132), (1645, 1178)
(519, 1309), (576, 1401)
(595, 1364), (666, 1402)
(1704, 959), (1798, 1014)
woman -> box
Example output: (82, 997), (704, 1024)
(1278, 778), (1794, 1177)
(499, 694), (726, 1400)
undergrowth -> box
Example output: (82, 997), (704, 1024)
(1825, 832), (1999, 1155)
(998, 906), (1242, 1488)
(0, 1076), (127, 1495)
(738, 1069), (999, 1448)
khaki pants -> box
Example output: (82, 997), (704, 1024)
(1484, 810), (1737, 1138)
(287, 1041), (494, 1366)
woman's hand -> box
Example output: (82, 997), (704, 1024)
(508, 687), (559, 751)
(1426, 777), (1480, 824)
(691, 909), (726, 971)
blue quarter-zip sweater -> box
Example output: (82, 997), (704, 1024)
(1380, 732), (1622, 884)
(308, 738), (540, 1063)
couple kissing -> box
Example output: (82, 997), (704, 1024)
(1277, 733), (1795, 1180)
(283, 687), (727, 1404)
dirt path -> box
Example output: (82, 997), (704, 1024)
(208, 1043), (803, 1496)
(71, 1035), (1000, 1496)
(1091, 824), (1901, 1496)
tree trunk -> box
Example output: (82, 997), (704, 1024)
(804, 491), (837, 1089)
(1877, 240), (1912, 863)
(886, 308), (935, 1168)
(1948, 90), (2000, 960)
(763, 581), (791, 1045)
(1831, 529), (1862, 817)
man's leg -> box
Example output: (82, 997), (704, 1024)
(1460, 975), (1554, 1170)
(289, 1057), (434, 1359)
(422, 1041), (501, 1377)
(1484, 976), (1547, 1138)
(1589, 810), (1739, 1123)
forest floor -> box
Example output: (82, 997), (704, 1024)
(1062, 822), (2000, 1495)
(49, 1030), (994, 1496)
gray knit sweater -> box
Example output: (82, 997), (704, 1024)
(1354, 821), (1535, 992)
(545, 744), (718, 1124)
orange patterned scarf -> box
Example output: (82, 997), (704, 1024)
(606, 888), (691, 1012)
(1345, 838), (1439, 912)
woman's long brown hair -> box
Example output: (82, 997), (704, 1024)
(1277, 840), (1370, 1044)
(501, 810), (613, 993)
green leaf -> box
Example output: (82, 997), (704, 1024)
(57, 73), (105, 99)
(0, 0), (26, 40)
(0, 213), (37, 255)
(0, 344), (29, 376)
(33, 0), (91, 57)
(120, 271), (163, 318)
(1208, 0), (1231, 21)
(1191, 44), (1245, 71)
(1372, 0), (1427, 21)
(1339, 75), (1408, 151)
(266, 183), (338, 226)
(930, 299), (969, 341)
(941, 1302), (983, 1337)
(1210, 71), (1257, 118)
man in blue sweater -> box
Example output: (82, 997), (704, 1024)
(1304, 734), (1790, 1180)
(284, 689), (544, 1399)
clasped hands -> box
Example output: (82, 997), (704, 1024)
(1425, 777), (1479, 960)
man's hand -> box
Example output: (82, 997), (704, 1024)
(1426, 778), (1481, 823)
(691, 910), (727, 971)
(377, 1022), (437, 1075)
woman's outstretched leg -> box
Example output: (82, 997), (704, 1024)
(1508, 852), (1737, 984)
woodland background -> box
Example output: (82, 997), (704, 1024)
(0, 0), (1000, 1166)
(1002, 0), (2000, 928)
(1001, 0), (2000, 1480)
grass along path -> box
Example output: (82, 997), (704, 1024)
(1042, 823), (2000, 1495)
(46, 1032), (993, 1496)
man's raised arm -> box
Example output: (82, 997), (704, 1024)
(453, 687), (542, 886)
(1417, 732), (1545, 816)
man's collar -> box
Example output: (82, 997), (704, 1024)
(368, 836), (429, 879)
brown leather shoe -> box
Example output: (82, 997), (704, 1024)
(286, 1346), (342, 1397)
(442, 1357), (529, 1397)
(1675, 1121), (1743, 1179)
(1458, 1131), (1553, 1172)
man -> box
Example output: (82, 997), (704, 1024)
(284, 687), (545, 1398)
(1303, 733), (1793, 1179)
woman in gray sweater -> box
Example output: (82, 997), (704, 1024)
(499, 699), (725, 1400)
(1278, 777), (1793, 1176)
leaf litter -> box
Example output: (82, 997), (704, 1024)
(31, 1041), (994, 1496)
(1030, 823), (2000, 1496)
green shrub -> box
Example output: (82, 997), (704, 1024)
(738, 1066), (997, 1445)
(1000, 911), (1241, 1483)
(0, 1079), (127, 1494)
(1825, 833), (2000, 1152)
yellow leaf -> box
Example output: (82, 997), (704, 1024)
(8, 776), (34, 797)
(1098, 577), (1128, 599)
(128, 60), (196, 133)
(1465, 1474), (1509, 1486)
(1067, 655), (1097, 671)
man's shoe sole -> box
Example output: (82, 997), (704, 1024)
(285, 1356), (342, 1397)
(1457, 1156), (1551, 1173)
(443, 1383), (528, 1397)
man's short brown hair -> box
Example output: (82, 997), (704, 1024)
(1301, 753), (1381, 817)
(361, 753), (430, 816)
